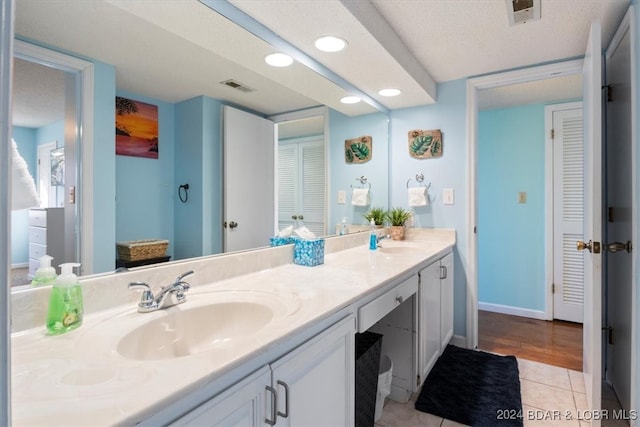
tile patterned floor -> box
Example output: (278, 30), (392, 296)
(374, 358), (629, 427)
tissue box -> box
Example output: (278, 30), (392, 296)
(270, 236), (293, 247)
(293, 238), (325, 266)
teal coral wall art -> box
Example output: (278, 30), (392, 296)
(345, 135), (372, 163)
(408, 129), (442, 159)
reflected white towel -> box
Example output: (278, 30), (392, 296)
(351, 188), (370, 206)
(11, 139), (40, 211)
(408, 187), (428, 207)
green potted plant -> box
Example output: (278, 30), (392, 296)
(363, 207), (386, 227)
(385, 207), (412, 240)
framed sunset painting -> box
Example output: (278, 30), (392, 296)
(115, 96), (159, 159)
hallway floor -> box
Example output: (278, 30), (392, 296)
(478, 310), (583, 371)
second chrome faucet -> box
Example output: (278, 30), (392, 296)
(129, 270), (194, 313)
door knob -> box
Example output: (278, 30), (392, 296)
(605, 241), (632, 253)
(291, 215), (298, 220)
(576, 240), (601, 254)
(229, 221), (238, 229)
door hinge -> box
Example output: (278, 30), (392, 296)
(417, 375), (421, 388)
(550, 129), (555, 139)
(552, 283), (555, 294)
(603, 326), (614, 345)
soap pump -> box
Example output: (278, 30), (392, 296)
(339, 217), (348, 235)
(31, 255), (57, 286)
(369, 219), (378, 250)
(46, 262), (83, 335)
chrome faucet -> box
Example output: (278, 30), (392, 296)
(129, 270), (194, 313)
(377, 234), (390, 245)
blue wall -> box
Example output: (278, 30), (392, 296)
(389, 80), (468, 336)
(477, 104), (546, 312)
(115, 90), (175, 259)
(328, 110), (389, 230)
(174, 96), (223, 260)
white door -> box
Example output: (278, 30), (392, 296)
(580, 19), (603, 419)
(604, 11), (633, 413)
(223, 106), (275, 252)
(552, 107), (585, 323)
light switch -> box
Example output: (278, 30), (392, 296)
(518, 192), (527, 204)
(443, 188), (454, 205)
(337, 190), (346, 204)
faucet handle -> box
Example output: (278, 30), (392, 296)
(129, 282), (154, 305)
(175, 270), (194, 283)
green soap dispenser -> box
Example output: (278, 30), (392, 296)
(31, 255), (57, 286)
(46, 262), (83, 335)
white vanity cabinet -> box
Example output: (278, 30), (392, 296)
(28, 207), (65, 278)
(169, 366), (271, 426)
(439, 252), (454, 352)
(270, 315), (355, 426)
(417, 252), (454, 387)
(170, 316), (355, 427)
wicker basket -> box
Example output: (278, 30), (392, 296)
(116, 239), (169, 261)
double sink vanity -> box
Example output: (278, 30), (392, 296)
(11, 228), (455, 426)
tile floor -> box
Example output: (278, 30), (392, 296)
(375, 357), (629, 427)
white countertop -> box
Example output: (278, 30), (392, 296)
(11, 229), (455, 426)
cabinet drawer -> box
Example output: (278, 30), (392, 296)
(29, 242), (47, 260)
(28, 258), (39, 276)
(29, 209), (47, 227)
(29, 226), (47, 245)
(358, 275), (418, 332)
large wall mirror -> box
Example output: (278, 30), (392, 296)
(9, 0), (390, 287)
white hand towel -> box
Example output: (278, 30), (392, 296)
(351, 188), (370, 206)
(11, 139), (40, 211)
(408, 186), (428, 207)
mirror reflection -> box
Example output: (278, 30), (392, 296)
(10, 1), (390, 287)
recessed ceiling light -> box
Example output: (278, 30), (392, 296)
(340, 96), (361, 104)
(315, 36), (347, 52)
(265, 53), (293, 67)
(378, 88), (402, 97)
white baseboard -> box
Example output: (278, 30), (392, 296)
(478, 302), (547, 320)
(450, 335), (467, 348)
(11, 262), (28, 269)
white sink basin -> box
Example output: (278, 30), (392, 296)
(117, 301), (275, 360)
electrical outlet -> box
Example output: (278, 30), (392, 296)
(337, 190), (346, 204)
(518, 192), (527, 204)
(443, 188), (455, 205)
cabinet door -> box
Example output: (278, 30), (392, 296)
(169, 366), (270, 427)
(418, 261), (441, 387)
(439, 253), (454, 352)
(270, 316), (355, 427)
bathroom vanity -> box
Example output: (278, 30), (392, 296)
(10, 228), (455, 426)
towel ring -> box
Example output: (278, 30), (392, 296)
(351, 175), (371, 190)
(406, 173), (431, 189)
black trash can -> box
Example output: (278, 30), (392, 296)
(355, 331), (383, 427)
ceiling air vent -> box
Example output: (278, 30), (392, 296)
(506, 0), (540, 26)
(220, 79), (255, 93)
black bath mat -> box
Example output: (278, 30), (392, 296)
(415, 345), (523, 427)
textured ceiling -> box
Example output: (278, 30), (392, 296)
(12, 0), (630, 128)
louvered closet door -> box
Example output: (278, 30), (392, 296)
(277, 137), (325, 236)
(553, 107), (584, 323)
(300, 142), (325, 236)
(278, 144), (298, 230)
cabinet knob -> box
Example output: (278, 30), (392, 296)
(395, 296), (404, 304)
